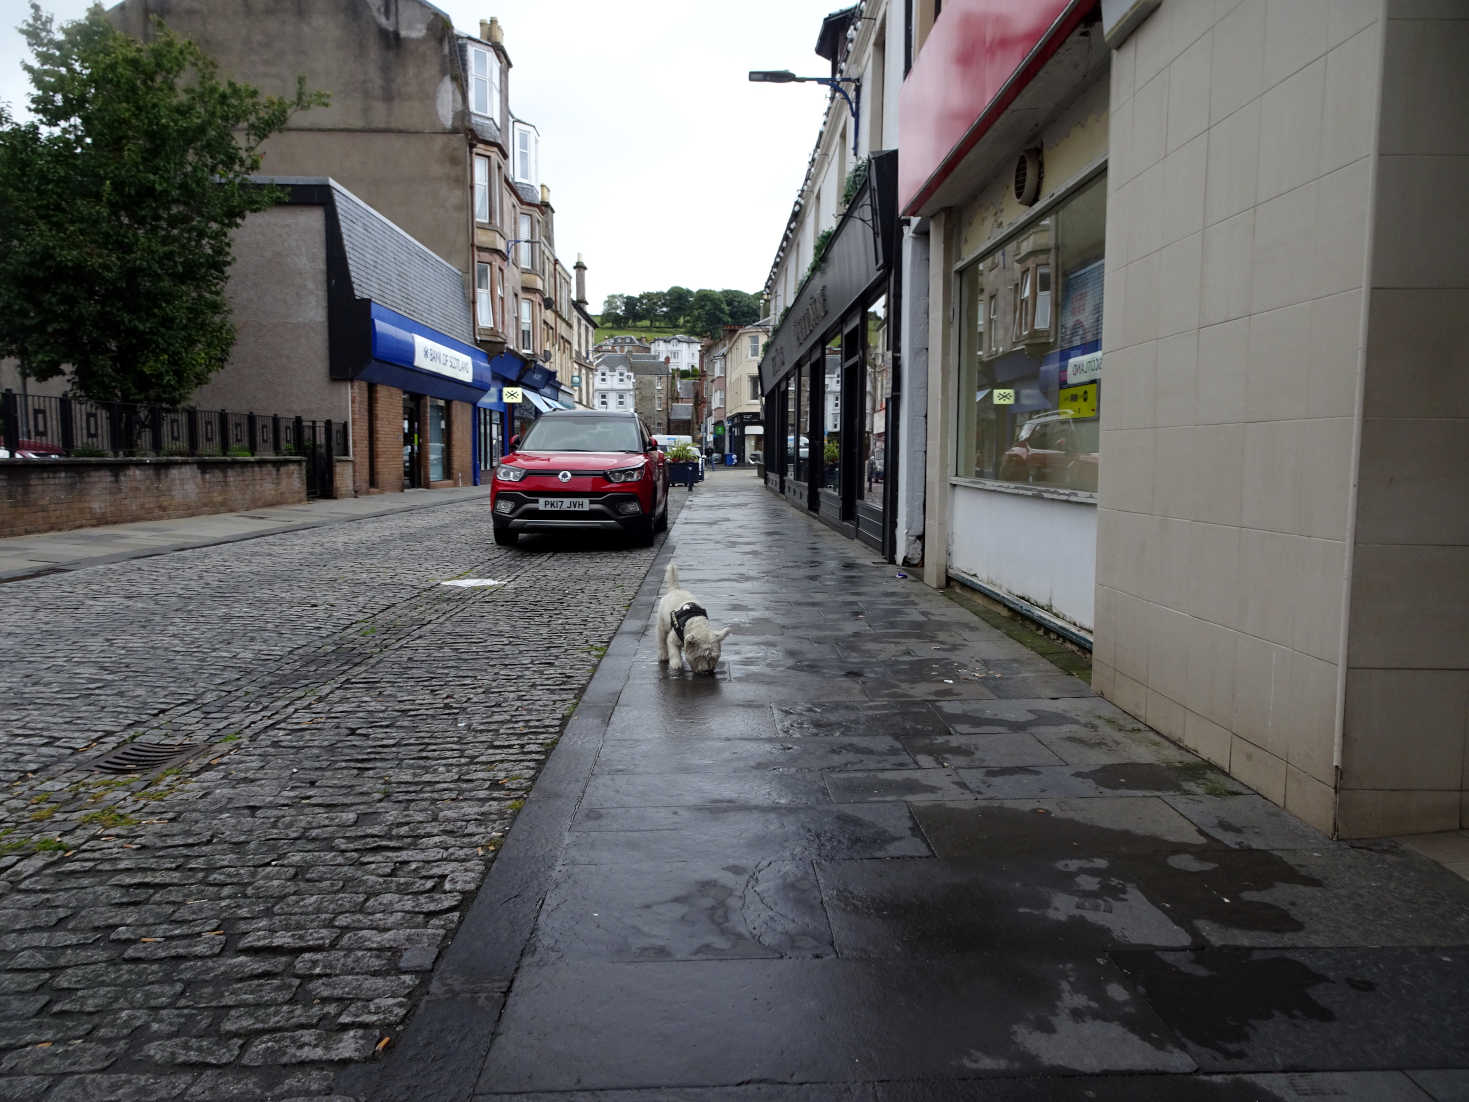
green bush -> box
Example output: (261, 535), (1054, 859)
(667, 443), (699, 462)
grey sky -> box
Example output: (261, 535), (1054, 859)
(0, 0), (843, 310)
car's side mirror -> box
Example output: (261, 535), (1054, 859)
(508, 435), (520, 451)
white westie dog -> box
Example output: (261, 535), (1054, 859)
(655, 562), (730, 674)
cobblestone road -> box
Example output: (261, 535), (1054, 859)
(0, 496), (678, 1100)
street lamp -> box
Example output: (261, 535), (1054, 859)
(749, 70), (860, 159)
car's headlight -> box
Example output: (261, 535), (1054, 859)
(496, 464), (527, 483)
(605, 464), (645, 483)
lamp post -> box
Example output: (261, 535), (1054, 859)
(748, 70), (860, 159)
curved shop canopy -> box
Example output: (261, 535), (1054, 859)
(361, 302), (493, 405)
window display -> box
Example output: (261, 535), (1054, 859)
(821, 343), (841, 492)
(861, 295), (889, 506)
(957, 174), (1105, 492)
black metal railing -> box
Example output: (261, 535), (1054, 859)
(1, 391), (349, 499)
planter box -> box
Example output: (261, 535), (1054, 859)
(669, 460), (699, 488)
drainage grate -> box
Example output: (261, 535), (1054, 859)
(93, 741), (199, 774)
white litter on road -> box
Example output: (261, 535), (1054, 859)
(440, 579), (503, 588)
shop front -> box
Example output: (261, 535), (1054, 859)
(901, 0), (1107, 641)
(761, 151), (900, 556)
(353, 302), (493, 491)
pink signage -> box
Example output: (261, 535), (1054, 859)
(898, 0), (1083, 214)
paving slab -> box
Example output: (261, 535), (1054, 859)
(525, 855), (833, 963)
(563, 804), (932, 863)
(1118, 947), (1469, 1072)
(478, 956), (1195, 1091)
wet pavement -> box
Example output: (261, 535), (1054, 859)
(362, 474), (1469, 1102)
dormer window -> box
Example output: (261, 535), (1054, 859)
(513, 122), (538, 186)
(468, 45), (500, 120)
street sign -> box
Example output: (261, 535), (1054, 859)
(502, 387), (524, 404)
(993, 389), (1015, 405)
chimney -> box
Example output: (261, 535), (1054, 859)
(484, 17), (504, 44)
(573, 254), (587, 305)
(540, 184), (551, 205)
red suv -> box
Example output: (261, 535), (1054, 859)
(490, 411), (669, 547)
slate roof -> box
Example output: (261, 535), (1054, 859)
(469, 115), (502, 145)
(513, 181), (541, 205)
(256, 177), (474, 346)
(627, 354), (670, 376)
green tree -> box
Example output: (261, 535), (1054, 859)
(721, 289), (761, 328)
(664, 285), (693, 327)
(622, 293), (645, 327)
(600, 293), (625, 327)
(689, 289), (730, 337)
(0, 3), (326, 404)
(642, 289), (668, 326)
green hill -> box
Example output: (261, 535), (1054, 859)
(593, 321), (690, 343)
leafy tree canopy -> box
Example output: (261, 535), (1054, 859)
(688, 289), (730, 336)
(0, 3), (326, 404)
(596, 284), (763, 339)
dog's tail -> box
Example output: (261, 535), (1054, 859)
(664, 562), (679, 591)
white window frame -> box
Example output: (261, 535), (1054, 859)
(518, 212), (533, 268)
(748, 335), (760, 358)
(473, 155), (491, 224)
(520, 298), (533, 351)
(513, 122), (537, 186)
(475, 263), (493, 329)
(469, 45), (500, 120)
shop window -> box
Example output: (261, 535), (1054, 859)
(957, 173), (1105, 493)
(477, 407), (500, 470)
(427, 398), (448, 482)
(861, 294), (889, 507)
(821, 343), (841, 492)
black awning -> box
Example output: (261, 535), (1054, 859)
(760, 150), (897, 395)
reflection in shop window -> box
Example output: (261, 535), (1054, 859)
(957, 173), (1104, 493)
(821, 341), (841, 492)
(862, 294), (888, 506)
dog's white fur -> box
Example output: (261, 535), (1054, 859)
(655, 563), (729, 674)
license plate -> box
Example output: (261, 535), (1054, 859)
(538, 497), (588, 511)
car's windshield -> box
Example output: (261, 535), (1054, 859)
(519, 416), (643, 453)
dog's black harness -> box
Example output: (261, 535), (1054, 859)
(671, 601), (709, 643)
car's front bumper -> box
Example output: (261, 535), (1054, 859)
(491, 490), (648, 533)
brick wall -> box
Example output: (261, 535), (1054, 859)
(0, 458), (306, 538)
(351, 381), (372, 497)
(369, 383), (404, 492)
(450, 400), (472, 487)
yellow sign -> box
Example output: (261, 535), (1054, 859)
(992, 389), (1016, 405)
(502, 387), (524, 404)
(1058, 382), (1098, 419)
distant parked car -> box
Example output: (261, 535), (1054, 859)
(0, 440), (64, 460)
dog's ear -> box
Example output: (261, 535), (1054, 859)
(714, 627), (731, 642)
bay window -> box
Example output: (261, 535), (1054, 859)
(468, 45), (500, 120)
(473, 155), (491, 224)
